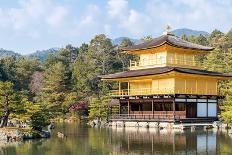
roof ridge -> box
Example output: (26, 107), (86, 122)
(123, 34), (214, 52)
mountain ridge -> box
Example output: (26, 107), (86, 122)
(0, 48), (21, 58)
(171, 28), (208, 37)
(0, 28), (209, 61)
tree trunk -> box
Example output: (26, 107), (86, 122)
(0, 110), (9, 128)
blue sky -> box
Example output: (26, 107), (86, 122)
(0, 0), (231, 54)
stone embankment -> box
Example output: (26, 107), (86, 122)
(0, 128), (50, 142)
(89, 120), (231, 131)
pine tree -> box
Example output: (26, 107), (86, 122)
(220, 81), (232, 126)
(40, 62), (68, 115)
(117, 38), (137, 71)
(0, 81), (21, 127)
(203, 49), (225, 72)
(140, 35), (153, 43)
(181, 34), (189, 41)
(88, 96), (111, 121)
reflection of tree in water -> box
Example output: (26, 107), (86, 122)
(0, 141), (20, 155)
(216, 130), (232, 154)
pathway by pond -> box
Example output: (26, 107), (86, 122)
(0, 123), (231, 155)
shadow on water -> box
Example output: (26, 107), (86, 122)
(0, 123), (231, 155)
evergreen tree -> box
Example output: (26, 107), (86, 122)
(0, 81), (21, 127)
(195, 34), (209, 46)
(40, 62), (68, 115)
(117, 38), (136, 71)
(88, 96), (111, 120)
(140, 35), (153, 43)
(15, 58), (41, 91)
(181, 34), (189, 41)
(188, 35), (197, 43)
(73, 34), (119, 98)
(203, 49), (225, 72)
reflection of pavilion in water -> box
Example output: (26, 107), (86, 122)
(110, 128), (222, 154)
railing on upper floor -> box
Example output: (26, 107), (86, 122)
(109, 88), (219, 96)
(129, 58), (202, 70)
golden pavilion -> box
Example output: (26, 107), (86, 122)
(101, 30), (232, 123)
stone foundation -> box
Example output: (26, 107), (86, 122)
(111, 121), (174, 129)
(109, 121), (226, 130)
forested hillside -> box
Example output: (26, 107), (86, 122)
(0, 48), (21, 58)
(0, 29), (232, 127)
(27, 48), (59, 63)
(172, 28), (208, 37)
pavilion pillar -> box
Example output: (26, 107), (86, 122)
(127, 101), (130, 115)
(173, 100), (176, 119)
(152, 100), (154, 116)
(119, 82), (121, 95)
(119, 104), (121, 114)
(127, 82), (130, 95)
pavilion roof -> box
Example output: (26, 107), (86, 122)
(123, 34), (214, 52)
(100, 67), (232, 79)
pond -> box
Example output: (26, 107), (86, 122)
(0, 123), (232, 155)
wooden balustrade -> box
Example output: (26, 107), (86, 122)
(129, 58), (201, 70)
(109, 88), (219, 96)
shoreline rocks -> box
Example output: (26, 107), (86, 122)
(0, 128), (50, 142)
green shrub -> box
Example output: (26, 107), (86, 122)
(30, 112), (50, 131)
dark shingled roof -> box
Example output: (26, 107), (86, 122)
(100, 67), (232, 79)
(123, 34), (214, 51)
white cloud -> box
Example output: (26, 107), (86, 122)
(79, 4), (100, 26)
(0, 0), (69, 31)
(145, 0), (232, 33)
(107, 0), (151, 37)
(80, 15), (93, 25)
(121, 10), (151, 36)
(19, 0), (48, 19)
(107, 0), (128, 18)
(46, 6), (68, 27)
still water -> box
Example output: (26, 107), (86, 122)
(0, 123), (232, 155)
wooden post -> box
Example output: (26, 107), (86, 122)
(152, 100), (154, 117)
(119, 82), (121, 95)
(128, 82), (130, 95)
(173, 100), (176, 119)
(127, 101), (130, 115)
(119, 104), (121, 114)
(206, 99), (208, 117)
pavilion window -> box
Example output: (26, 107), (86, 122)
(175, 103), (185, 111)
(142, 103), (152, 111)
(154, 103), (162, 111)
(131, 104), (139, 111)
(154, 103), (173, 111)
(164, 103), (173, 111)
(120, 106), (128, 114)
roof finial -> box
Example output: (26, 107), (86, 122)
(163, 24), (172, 35)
